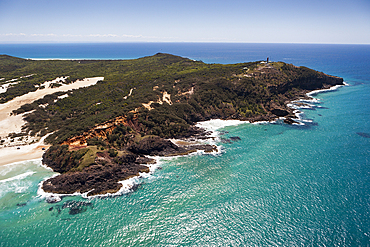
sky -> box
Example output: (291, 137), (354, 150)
(0, 0), (369, 44)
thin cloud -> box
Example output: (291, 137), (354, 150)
(0, 33), (179, 42)
(1, 33), (27, 36)
(89, 34), (119, 37)
(30, 33), (57, 37)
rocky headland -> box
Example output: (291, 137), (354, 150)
(0, 54), (343, 198)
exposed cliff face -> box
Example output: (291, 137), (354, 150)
(62, 116), (131, 146)
(270, 72), (343, 94)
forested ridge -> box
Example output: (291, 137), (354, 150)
(1, 53), (343, 145)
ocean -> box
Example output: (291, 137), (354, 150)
(0, 43), (370, 246)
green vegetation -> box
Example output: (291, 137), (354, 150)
(1, 53), (343, 147)
(41, 145), (90, 173)
(73, 147), (98, 171)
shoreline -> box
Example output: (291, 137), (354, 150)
(37, 157), (162, 201)
(287, 83), (347, 125)
(37, 127), (230, 201)
(0, 135), (50, 166)
(37, 83), (347, 201)
(2, 78), (346, 200)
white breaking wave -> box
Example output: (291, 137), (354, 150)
(0, 171), (36, 183)
(286, 83), (347, 125)
(37, 159), (164, 201)
(196, 119), (247, 133)
(307, 84), (345, 97)
(0, 171), (36, 198)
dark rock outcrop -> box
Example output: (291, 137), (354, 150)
(357, 132), (370, 138)
(42, 135), (217, 196)
(42, 152), (150, 196)
(128, 136), (179, 155)
(271, 108), (290, 117)
(38, 58), (345, 198)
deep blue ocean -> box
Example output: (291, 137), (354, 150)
(0, 43), (370, 246)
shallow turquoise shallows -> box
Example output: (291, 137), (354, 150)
(1, 43), (370, 246)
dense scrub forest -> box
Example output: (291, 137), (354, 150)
(0, 53), (343, 145)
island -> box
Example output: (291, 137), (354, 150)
(0, 53), (343, 197)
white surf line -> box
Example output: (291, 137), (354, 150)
(36, 119), (243, 201)
(196, 119), (247, 136)
(37, 160), (161, 201)
(0, 171), (36, 183)
(287, 83), (347, 125)
(0, 134), (52, 166)
(307, 83), (346, 97)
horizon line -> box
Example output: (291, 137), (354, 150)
(0, 41), (369, 45)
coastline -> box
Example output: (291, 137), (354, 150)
(36, 82), (347, 200)
(37, 157), (162, 201)
(287, 83), (348, 125)
(37, 121), (243, 201)
(1, 45), (369, 246)
(0, 55), (345, 200)
(1, 82), (344, 169)
(0, 134), (50, 166)
(0, 142), (50, 166)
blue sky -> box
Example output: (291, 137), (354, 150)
(0, 0), (369, 44)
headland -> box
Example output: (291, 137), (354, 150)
(0, 54), (344, 198)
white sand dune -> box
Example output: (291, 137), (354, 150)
(0, 77), (103, 137)
(0, 76), (104, 166)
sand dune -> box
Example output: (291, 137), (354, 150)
(0, 76), (104, 166)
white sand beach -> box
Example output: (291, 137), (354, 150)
(0, 136), (50, 166)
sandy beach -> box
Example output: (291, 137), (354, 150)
(0, 76), (104, 166)
(0, 136), (50, 166)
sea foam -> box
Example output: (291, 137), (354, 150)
(196, 119), (247, 134)
(287, 84), (347, 125)
(0, 171), (36, 183)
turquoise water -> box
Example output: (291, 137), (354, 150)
(0, 43), (370, 246)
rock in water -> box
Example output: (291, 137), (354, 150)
(357, 132), (370, 138)
(62, 200), (93, 215)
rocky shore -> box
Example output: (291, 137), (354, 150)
(36, 56), (344, 199)
(0, 54), (345, 200)
(41, 77), (345, 198)
(41, 135), (218, 197)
